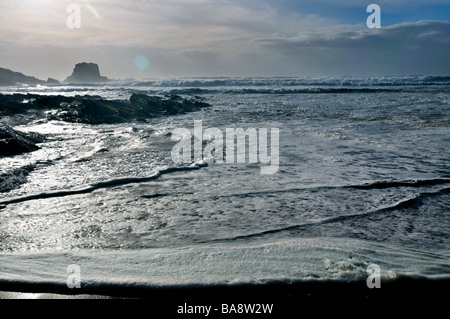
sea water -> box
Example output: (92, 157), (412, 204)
(0, 76), (449, 288)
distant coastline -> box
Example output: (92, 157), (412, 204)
(0, 62), (110, 86)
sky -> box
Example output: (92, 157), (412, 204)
(0, 0), (449, 79)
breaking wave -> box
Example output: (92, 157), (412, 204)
(132, 75), (450, 88)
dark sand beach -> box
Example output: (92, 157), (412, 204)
(1, 278), (448, 306)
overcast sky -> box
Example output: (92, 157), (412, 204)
(0, 0), (449, 79)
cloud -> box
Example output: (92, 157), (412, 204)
(287, 0), (450, 8)
(255, 21), (450, 75)
(0, 1), (448, 77)
(0, 0), (332, 48)
(258, 21), (450, 49)
(0, 0), (337, 77)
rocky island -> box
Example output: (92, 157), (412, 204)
(64, 62), (110, 83)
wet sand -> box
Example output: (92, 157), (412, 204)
(1, 277), (447, 305)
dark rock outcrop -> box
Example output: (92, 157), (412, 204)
(46, 93), (210, 124)
(0, 67), (46, 86)
(64, 63), (109, 83)
(0, 125), (46, 156)
(0, 93), (211, 124)
(0, 164), (35, 193)
(0, 94), (45, 118)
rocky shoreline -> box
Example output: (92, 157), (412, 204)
(0, 92), (210, 158)
(0, 124), (46, 157)
(0, 93), (210, 124)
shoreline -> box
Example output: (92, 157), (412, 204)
(1, 278), (448, 316)
(1, 277), (448, 301)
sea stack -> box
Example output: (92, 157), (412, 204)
(47, 77), (59, 84)
(64, 62), (109, 83)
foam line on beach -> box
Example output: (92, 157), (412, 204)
(214, 186), (450, 242)
(0, 162), (208, 208)
(218, 178), (450, 199)
(0, 237), (448, 295)
(346, 178), (450, 190)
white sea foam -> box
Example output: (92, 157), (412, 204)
(0, 238), (448, 288)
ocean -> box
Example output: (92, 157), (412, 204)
(0, 76), (449, 294)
